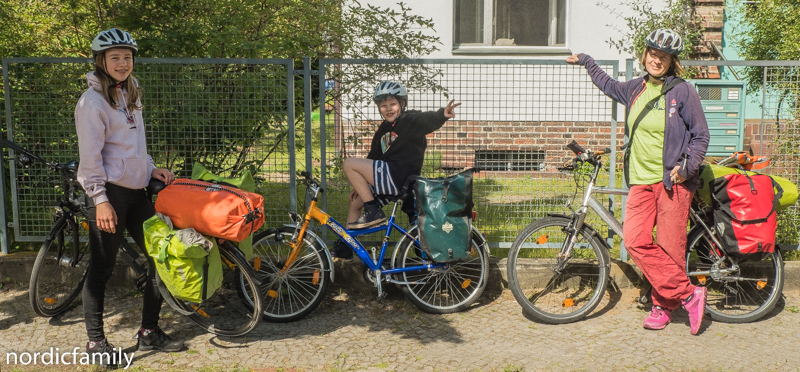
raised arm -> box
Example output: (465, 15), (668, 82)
(567, 53), (636, 107)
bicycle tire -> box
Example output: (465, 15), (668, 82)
(243, 227), (330, 322)
(29, 217), (90, 317)
(507, 216), (610, 324)
(685, 228), (784, 323)
(393, 226), (489, 314)
(164, 244), (264, 337)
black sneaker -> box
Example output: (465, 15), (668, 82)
(330, 239), (353, 260)
(135, 327), (184, 352)
(86, 338), (121, 369)
(346, 203), (386, 229)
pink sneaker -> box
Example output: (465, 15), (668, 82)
(642, 306), (672, 330)
(682, 286), (707, 335)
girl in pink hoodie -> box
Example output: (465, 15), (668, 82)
(75, 28), (182, 365)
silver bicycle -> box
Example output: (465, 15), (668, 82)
(507, 141), (784, 324)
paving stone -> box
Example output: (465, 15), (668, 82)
(2, 284), (800, 371)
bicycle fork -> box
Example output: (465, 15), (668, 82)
(557, 177), (596, 270)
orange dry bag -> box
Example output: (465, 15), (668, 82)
(154, 179), (265, 242)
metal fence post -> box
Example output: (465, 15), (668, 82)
(318, 60), (328, 213)
(617, 58), (636, 261)
(287, 59), (297, 215)
(1, 62), (11, 254)
(607, 61), (619, 253)
(303, 57), (313, 179)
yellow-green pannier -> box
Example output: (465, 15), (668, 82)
(696, 163), (798, 211)
(144, 214), (223, 303)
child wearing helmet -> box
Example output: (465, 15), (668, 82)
(566, 28), (710, 334)
(332, 81), (460, 258)
(75, 28), (183, 366)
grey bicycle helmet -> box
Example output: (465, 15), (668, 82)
(645, 28), (684, 56)
(373, 81), (408, 105)
(92, 28), (138, 56)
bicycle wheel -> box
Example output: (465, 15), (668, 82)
(165, 244), (263, 337)
(244, 227), (330, 322)
(507, 216), (610, 324)
(394, 226), (489, 314)
(29, 217), (90, 317)
(685, 228), (784, 323)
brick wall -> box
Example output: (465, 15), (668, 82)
(693, 0), (724, 78)
(347, 120), (626, 178)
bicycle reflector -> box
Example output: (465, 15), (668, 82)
(191, 304), (210, 318)
(757, 278), (767, 290)
(313, 270), (320, 285)
(562, 298), (575, 308)
(536, 235), (549, 245)
(44, 297), (56, 304)
(253, 256), (261, 272)
(267, 290), (279, 298)
(461, 279), (472, 289)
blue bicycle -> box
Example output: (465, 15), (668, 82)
(243, 171), (490, 322)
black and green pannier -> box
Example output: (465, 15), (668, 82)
(413, 169), (475, 263)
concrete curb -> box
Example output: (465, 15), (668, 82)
(3, 252), (799, 291)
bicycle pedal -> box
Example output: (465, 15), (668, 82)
(133, 274), (148, 292)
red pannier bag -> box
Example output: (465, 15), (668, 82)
(154, 179), (265, 242)
(711, 170), (784, 260)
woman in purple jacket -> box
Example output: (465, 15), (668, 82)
(566, 29), (710, 335)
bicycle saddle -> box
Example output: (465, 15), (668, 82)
(147, 178), (167, 196)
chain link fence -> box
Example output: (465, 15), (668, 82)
(761, 66), (800, 247)
(6, 58), (796, 256)
(317, 59), (621, 253)
(2, 58), (296, 242)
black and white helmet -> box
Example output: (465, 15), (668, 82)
(373, 81), (408, 105)
(645, 28), (684, 56)
(92, 28), (138, 56)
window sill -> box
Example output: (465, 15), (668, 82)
(452, 46), (572, 56)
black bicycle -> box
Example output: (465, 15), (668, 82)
(6, 139), (264, 336)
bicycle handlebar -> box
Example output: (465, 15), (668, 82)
(559, 141), (612, 172)
(1, 138), (49, 166)
(299, 171), (324, 193)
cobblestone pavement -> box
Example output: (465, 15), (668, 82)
(1, 281), (800, 372)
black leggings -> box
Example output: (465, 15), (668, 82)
(83, 183), (163, 342)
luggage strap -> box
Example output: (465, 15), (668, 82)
(158, 233), (176, 267)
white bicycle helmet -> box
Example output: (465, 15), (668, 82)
(92, 28), (138, 56)
(645, 28), (684, 56)
(373, 81), (408, 105)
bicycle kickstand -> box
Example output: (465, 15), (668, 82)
(375, 270), (388, 301)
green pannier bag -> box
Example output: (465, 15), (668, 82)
(143, 215), (223, 303)
(413, 169), (475, 263)
(191, 163), (256, 260)
(696, 164), (799, 211)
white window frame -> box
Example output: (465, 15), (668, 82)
(453, 0), (570, 55)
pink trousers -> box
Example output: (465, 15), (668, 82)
(623, 183), (695, 310)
